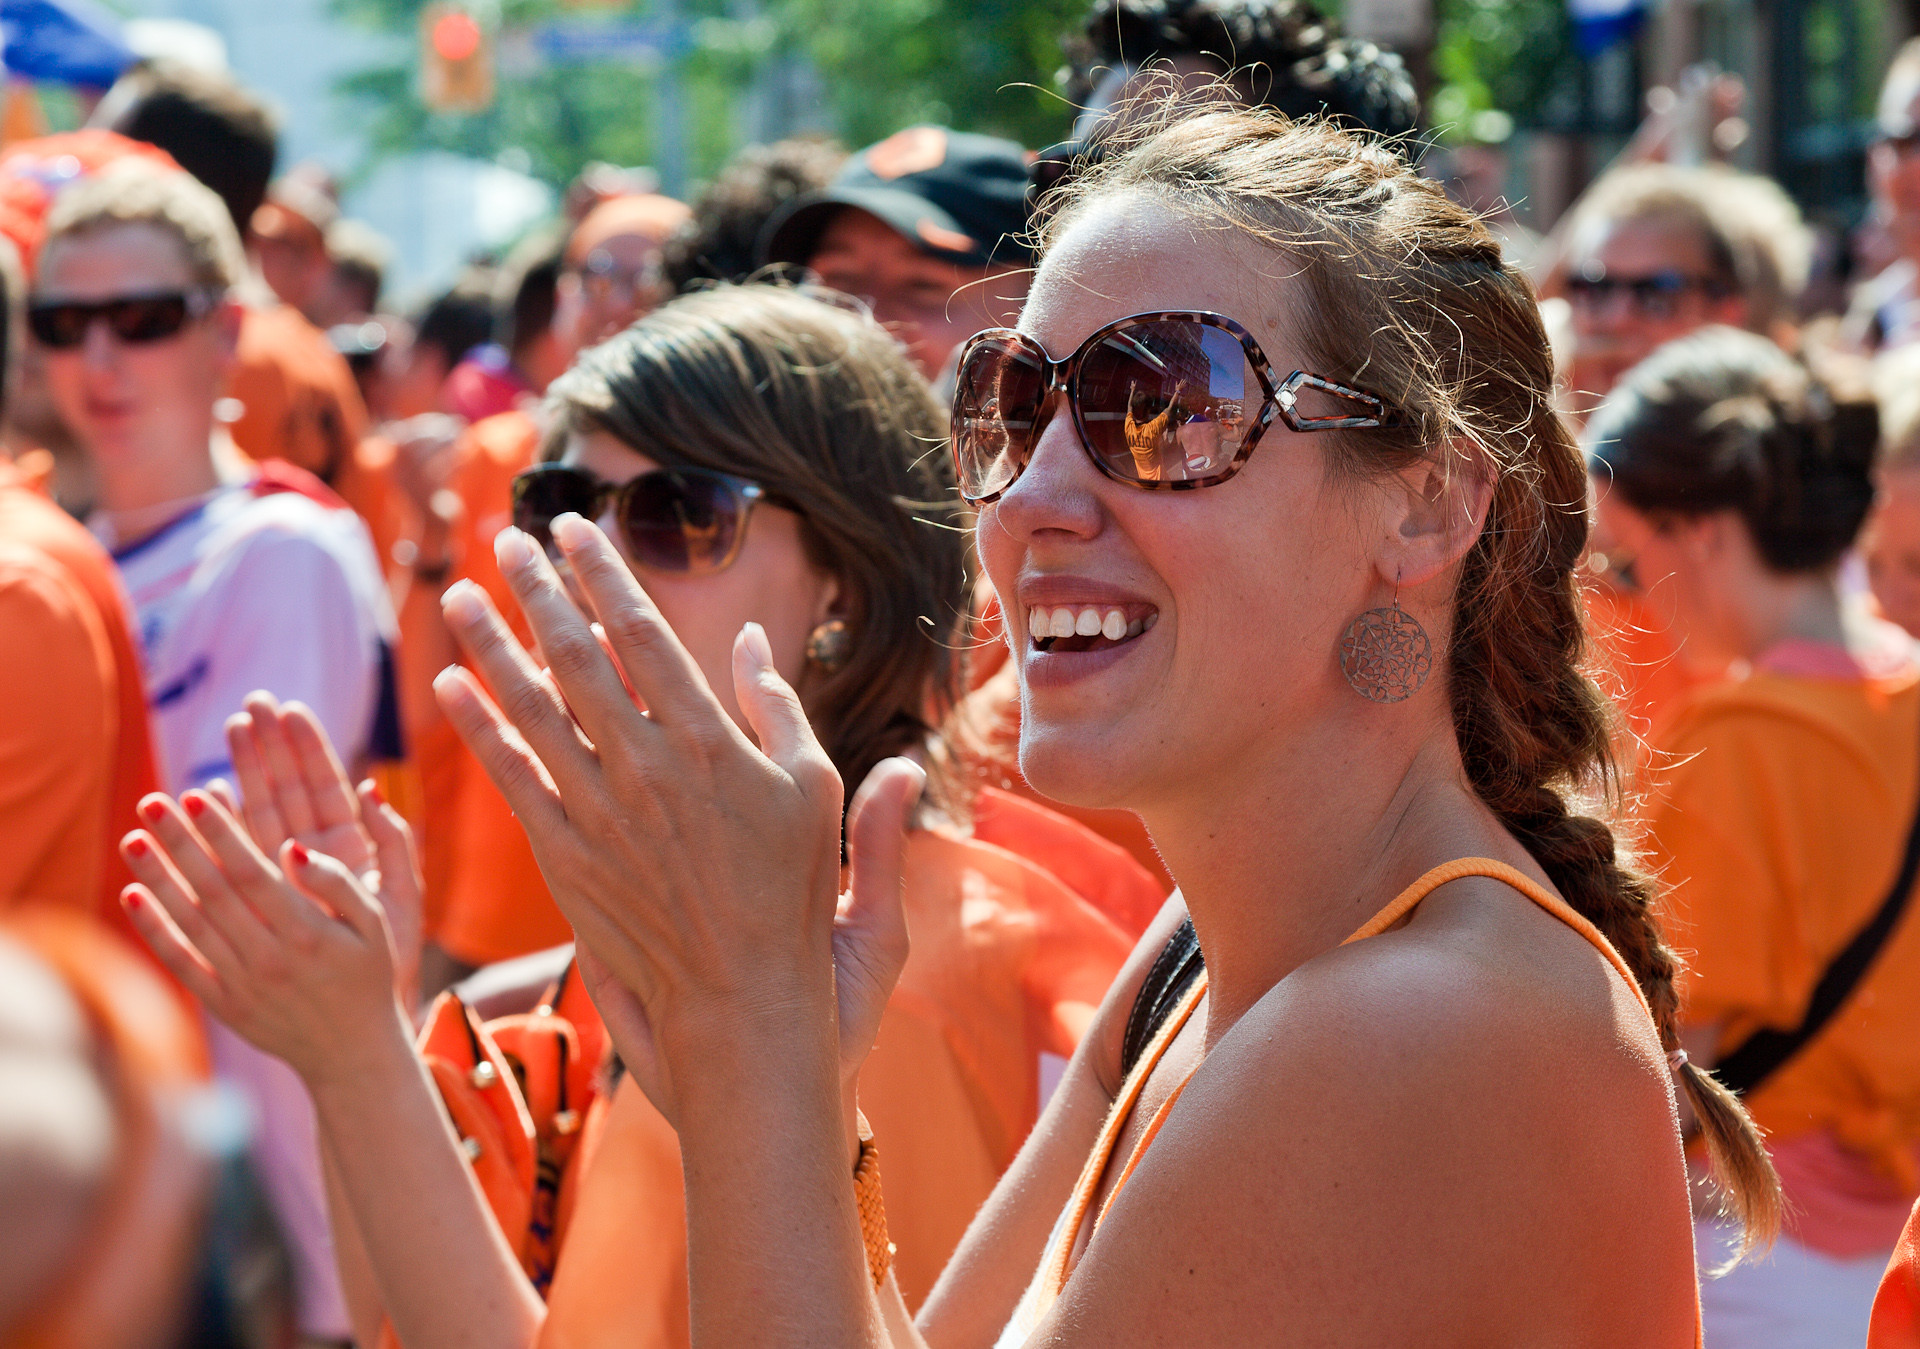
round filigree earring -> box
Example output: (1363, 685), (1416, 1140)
(806, 618), (851, 673)
(1338, 580), (1432, 704)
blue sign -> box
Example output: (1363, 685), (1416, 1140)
(1, 0), (134, 87)
(532, 17), (693, 66)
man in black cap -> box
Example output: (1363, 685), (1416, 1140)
(760, 125), (1032, 383)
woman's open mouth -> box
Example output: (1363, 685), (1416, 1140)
(1027, 604), (1158, 654)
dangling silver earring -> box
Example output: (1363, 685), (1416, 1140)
(1339, 577), (1432, 704)
(805, 619), (851, 673)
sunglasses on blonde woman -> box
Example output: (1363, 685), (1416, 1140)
(512, 463), (767, 574)
(951, 311), (1407, 504)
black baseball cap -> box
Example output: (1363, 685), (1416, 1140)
(759, 126), (1035, 272)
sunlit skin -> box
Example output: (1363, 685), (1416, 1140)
(1564, 216), (1749, 403)
(254, 230), (331, 317)
(1863, 468), (1920, 637)
(1871, 81), (1920, 267)
(552, 232), (668, 358)
(36, 222), (243, 523)
(559, 429), (840, 726)
(807, 207), (1027, 381)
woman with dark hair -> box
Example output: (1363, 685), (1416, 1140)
(1589, 326), (1920, 1347)
(116, 283), (1150, 1349)
(413, 109), (1779, 1345)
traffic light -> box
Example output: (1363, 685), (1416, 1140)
(420, 3), (493, 114)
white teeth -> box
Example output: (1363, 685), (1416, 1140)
(1074, 608), (1103, 637)
(1028, 607), (1048, 641)
(1029, 604), (1160, 646)
(1049, 608), (1077, 639)
(1101, 609), (1127, 641)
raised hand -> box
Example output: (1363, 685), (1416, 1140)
(120, 789), (410, 1087)
(222, 692), (426, 1001)
(431, 515), (920, 1123)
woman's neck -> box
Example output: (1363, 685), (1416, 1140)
(1735, 567), (1848, 661)
(1143, 702), (1511, 1048)
(96, 439), (224, 547)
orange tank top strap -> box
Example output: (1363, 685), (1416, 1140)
(1021, 858), (1696, 1345)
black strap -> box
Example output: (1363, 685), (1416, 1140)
(1713, 727), (1920, 1099)
(1120, 918), (1205, 1078)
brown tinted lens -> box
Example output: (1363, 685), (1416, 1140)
(953, 337), (1045, 501)
(512, 465), (601, 549)
(1075, 320), (1255, 484)
(619, 470), (743, 573)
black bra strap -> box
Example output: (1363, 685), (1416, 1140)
(1119, 917), (1205, 1079)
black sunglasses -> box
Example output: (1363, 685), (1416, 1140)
(952, 310), (1406, 504)
(1564, 269), (1730, 320)
(27, 289), (222, 350)
(512, 462), (768, 575)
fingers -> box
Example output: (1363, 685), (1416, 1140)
(432, 664), (568, 836)
(358, 780), (418, 892)
(120, 884), (227, 1010)
(488, 524), (665, 753)
(546, 516), (732, 735)
(283, 843), (390, 954)
(120, 817), (247, 980)
(226, 706), (290, 850)
(205, 778), (241, 816)
(240, 692), (319, 839)
(132, 793), (277, 967)
(843, 757), (925, 964)
(279, 701), (363, 835)
(186, 789), (326, 940)
(731, 623), (833, 797)
(439, 578), (603, 794)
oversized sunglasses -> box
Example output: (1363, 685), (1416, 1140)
(1564, 269), (1730, 320)
(951, 311), (1406, 504)
(28, 289), (221, 349)
(512, 463), (767, 575)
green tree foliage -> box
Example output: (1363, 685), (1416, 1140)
(333, 0), (1088, 192)
(1429, 0), (1581, 137)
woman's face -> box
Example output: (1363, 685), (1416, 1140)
(1591, 489), (1751, 671)
(974, 200), (1394, 816)
(560, 430), (840, 731)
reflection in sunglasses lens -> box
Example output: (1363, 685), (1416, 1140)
(1077, 321), (1249, 484)
(621, 472), (740, 573)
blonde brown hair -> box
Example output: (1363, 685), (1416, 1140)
(1045, 109), (1781, 1248)
(542, 282), (968, 810)
(39, 160), (245, 293)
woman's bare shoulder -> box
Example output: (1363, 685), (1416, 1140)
(1031, 875), (1698, 1347)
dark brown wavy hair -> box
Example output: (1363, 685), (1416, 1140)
(1043, 109), (1781, 1249)
(541, 281), (969, 811)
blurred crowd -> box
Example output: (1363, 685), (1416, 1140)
(8, 1), (1920, 1346)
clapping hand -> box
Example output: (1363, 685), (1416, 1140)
(431, 515), (923, 1127)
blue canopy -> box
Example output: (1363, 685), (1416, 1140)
(2, 0), (135, 87)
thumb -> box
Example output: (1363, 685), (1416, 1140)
(842, 757), (924, 969)
(731, 623), (834, 793)
(281, 841), (388, 948)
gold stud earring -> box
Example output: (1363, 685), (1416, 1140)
(806, 619), (851, 673)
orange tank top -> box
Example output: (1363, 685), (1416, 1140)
(997, 857), (1703, 1348)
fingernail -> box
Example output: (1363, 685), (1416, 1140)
(290, 842), (310, 867)
(140, 797), (165, 823)
(183, 794), (206, 819)
(742, 621), (775, 671)
(122, 887), (141, 910)
(442, 581), (484, 625)
(362, 778), (386, 806)
(552, 513), (591, 549)
(126, 835), (148, 857)
(495, 526), (535, 572)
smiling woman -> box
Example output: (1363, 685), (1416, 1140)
(430, 111), (1779, 1348)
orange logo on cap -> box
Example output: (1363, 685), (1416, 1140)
(866, 127), (948, 180)
(917, 218), (977, 254)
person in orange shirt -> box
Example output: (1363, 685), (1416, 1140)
(0, 451), (160, 932)
(1876, 1198), (1920, 1348)
(122, 284), (1139, 1348)
(1591, 326), (1920, 1345)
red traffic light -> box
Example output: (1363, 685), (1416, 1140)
(431, 10), (482, 62)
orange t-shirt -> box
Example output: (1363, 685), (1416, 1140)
(1644, 658), (1920, 1252)
(535, 828), (1133, 1346)
(1874, 1196), (1920, 1347)
(227, 304), (370, 487)
(0, 458), (159, 928)
(426, 412), (558, 960)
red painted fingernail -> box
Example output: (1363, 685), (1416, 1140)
(364, 779), (386, 807)
(290, 843), (310, 866)
(126, 835), (148, 857)
(122, 887), (141, 910)
(140, 799), (165, 823)
(183, 794), (206, 819)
